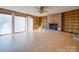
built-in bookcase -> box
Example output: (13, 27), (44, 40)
(62, 9), (79, 33)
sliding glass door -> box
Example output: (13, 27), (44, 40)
(15, 16), (25, 32)
(0, 14), (33, 35)
(0, 14), (12, 35)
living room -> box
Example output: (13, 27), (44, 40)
(0, 6), (79, 52)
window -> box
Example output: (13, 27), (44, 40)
(27, 16), (33, 31)
(15, 16), (25, 32)
(0, 13), (33, 35)
(0, 14), (12, 35)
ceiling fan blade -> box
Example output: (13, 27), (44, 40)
(35, 6), (48, 14)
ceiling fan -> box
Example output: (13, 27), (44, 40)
(35, 6), (48, 14)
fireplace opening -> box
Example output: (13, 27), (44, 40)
(49, 23), (58, 30)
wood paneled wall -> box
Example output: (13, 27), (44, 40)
(33, 16), (41, 30)
(62, 9), (79, 33)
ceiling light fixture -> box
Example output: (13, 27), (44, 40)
(36, 6), (48, 14)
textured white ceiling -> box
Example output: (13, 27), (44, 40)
(0, 6), (79, 16)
